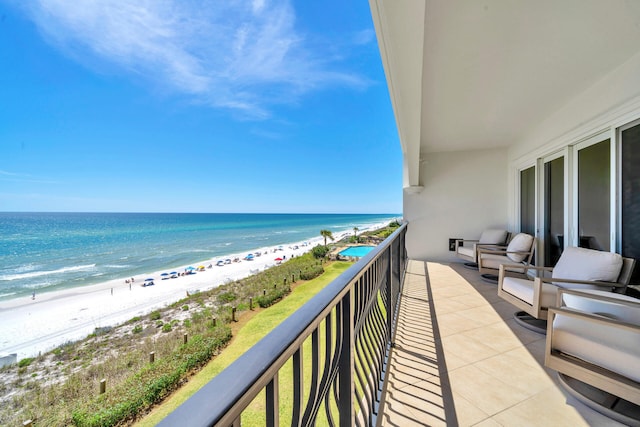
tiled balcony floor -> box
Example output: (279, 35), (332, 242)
(380, 260), (626, 426)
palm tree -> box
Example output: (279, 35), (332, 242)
(353, 227), (359, 239)
(320, 229), (334, 246)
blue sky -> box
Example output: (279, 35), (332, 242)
(0, 0), (402, 214)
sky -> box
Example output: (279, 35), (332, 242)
(0, 0), (402, 214)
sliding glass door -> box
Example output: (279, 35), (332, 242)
(621, 122), (640, 284)
(544, 155), (565, 266)
(577, 139), (610, 251)
(520, 166), (536, 236)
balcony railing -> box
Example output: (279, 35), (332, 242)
(159, 223), (407, 426)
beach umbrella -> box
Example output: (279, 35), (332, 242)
(274, 257), (283, 261)
(186, 266), (196, 271)
(161, 272), (169, 279)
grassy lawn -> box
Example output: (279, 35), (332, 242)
(138, 261), (352, 426)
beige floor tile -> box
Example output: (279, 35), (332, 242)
(455, 305), (504, 327)
(461, 322), (529, 354)
(448, 364), (532, 416)
(432, 297), (474, 315)
(472, 418), (504, 427)
(440, 333), (499, 364)
(450, 391), (491, 426)
(490, 385), (626, 427)
(435, 311), (479, 337)
(449, 292), (491, 309)
(472, 352), (555, 397)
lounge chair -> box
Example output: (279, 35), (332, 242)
(477, 233), (536, 282)
(545, 288), (640, 424)
(497, 246), (635, 333)
(454, 229), (509, 268)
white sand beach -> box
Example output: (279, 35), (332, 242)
(0, 227), (376, 360)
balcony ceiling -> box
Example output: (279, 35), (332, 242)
(370, 0), (640, 185)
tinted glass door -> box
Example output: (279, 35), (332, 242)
(621, 123), (640, 284)
(544, 156), (564, 266)
(577, 140), (610, 251)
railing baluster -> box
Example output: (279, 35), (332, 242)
(266, 373), (279, 427)
(292, 347), (303, 426)
(339, 287), (355, 426)
(301, 328), (321, 424)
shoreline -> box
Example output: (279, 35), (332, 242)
(0, 223), (385, 360)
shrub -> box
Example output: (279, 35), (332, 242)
(311, 245), (329, 259)
(217, 292), (237, 304)
(18, 357), (35, 368)
(132, 325), (143, 334)
(300, 264), (324, 281)
(255, 288), (290, 308)
(162, 323), (172, 333)
(181, 304), (189, 311)
(150, 311), (161, 321)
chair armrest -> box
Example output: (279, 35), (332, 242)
(455, 239), (479, 251)
(475, 243), (507, 249)
(548, 306), (640, 332)
(477, 249), (536, 257)
(540, 277), (620, 287)
(558, 288), (640, 307)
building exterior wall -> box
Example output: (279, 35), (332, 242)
(404, 147), (508, 261)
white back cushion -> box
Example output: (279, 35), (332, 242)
(479, 229), (508, 245)
(552, 247), (623, 284)
(506, 233), (533, 262)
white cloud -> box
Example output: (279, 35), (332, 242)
(0, 170), (57, 184)
(22, 0), (367, 118)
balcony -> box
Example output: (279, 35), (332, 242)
(157, 225), (631, 426)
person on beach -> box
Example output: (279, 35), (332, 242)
(32, 291), (35, 300)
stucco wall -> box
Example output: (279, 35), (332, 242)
(404, 147), (508, 261)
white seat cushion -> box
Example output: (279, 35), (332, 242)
(553, 312), (640, 383)
(502, 276), (557, 307)
(552, 247), (623, 288)
(480, 253), (526, 273)
(506, 233), (534, 262)
(479, 229), (508, 245)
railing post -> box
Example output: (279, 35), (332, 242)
(339, 289), (354, 426)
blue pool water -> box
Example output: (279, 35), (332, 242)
(339, 246), (375, 257)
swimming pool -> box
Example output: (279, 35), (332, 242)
(338, 246), (376, 257)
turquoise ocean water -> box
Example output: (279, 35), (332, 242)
(0, 212), (399, 301)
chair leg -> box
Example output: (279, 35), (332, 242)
(481, 273), (499, 283)
(556, 374), (640, 426)
(513, 311), (546, 334)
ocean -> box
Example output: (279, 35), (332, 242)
(0, 212), (399, 301)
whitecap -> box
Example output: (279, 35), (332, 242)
(0, 264), (96, 281)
